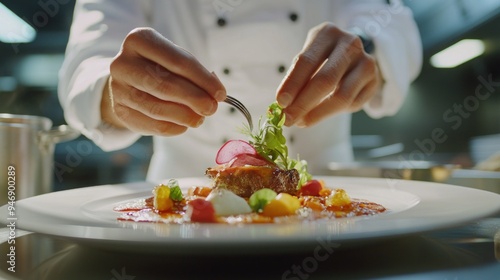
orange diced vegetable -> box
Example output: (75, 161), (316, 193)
(319, 188), (332, 197)
(189, 186), (213, 197)
(304, 200), (324, 211)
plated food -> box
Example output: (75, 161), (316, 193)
(115, 103), (386, 224)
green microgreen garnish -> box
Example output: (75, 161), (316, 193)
(166, 179), (184, 201)
(244, 102), (312, 188)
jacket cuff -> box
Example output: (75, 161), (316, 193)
(62, 58), (141, 151)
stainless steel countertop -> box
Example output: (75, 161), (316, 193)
(1, 217), (499, 280)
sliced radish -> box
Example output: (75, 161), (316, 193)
(215, 140), (257, 164)
(230, 154), (270, 167)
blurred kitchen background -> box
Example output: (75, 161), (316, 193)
(0, 0), (499, 190)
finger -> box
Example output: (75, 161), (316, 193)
(295, 63), (372, 127)
(283, 36), (364, 126)
(113, 103), (189, 136)
(283, 50), (353, 126)
(299, 83), (371, 127)
(349, 78), (381, 112)
(340, 56), (380, 113)
(276, 23), (339, 108)
(111, 57), (218, 116)
(123, 28), (226, 101)
(113, 83), (205, 128)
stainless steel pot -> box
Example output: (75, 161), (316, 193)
(0, 114), (80, 205)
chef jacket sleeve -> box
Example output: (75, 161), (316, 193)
(339, 0), (423, 118)
(58, 0), (149, 151)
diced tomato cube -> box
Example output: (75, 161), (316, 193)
(298, 180), (323, 196)
(187, 199), (216, 223)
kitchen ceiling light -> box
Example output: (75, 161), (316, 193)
(0, 3), (36, 43)
(430, 39), (485, 68)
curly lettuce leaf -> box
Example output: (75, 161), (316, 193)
(244, 102), (312, 188)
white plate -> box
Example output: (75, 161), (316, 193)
(2, 177), (500, 254)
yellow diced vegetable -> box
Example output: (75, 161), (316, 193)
(153, 184), (173, 211)
(326, 189), (351, 207)
(262, 193), (300, 217)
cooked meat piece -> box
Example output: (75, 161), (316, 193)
(206, 165), (300, 197)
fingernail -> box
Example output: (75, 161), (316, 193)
(295, 119), (307, 128)
(215, 90), (226, 102)
(195, 117), (205, 127)
(203, 101), (217, 116)
(278, 92), (293, 108)
(211, 71), (226, 101)
(285, 113), (294, 126)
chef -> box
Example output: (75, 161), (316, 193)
(58, 0), (422, 181)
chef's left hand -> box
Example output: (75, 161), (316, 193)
(276, 22), (383, 127)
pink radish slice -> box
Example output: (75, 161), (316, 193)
(215, 140), (258, 164)
(230, 154), (271, 167)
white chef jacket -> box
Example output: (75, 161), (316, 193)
(58, 0), (422, 182)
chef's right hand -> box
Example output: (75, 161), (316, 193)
(101, 27), (226, 136)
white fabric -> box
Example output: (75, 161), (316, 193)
(58, 0), (422, 182)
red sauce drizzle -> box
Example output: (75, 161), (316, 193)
(115, 187), (386, 224)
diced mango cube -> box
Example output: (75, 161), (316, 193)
(326, 189), (351, 207)
(153, 184), (173, 211)
(262, 193), (300, 217)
